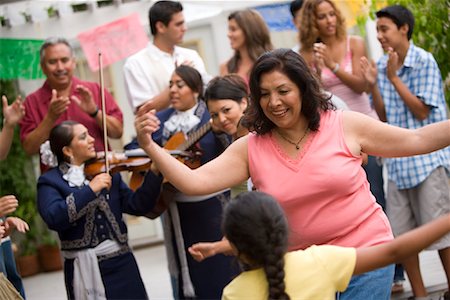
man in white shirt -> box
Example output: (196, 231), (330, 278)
(123, 0), (209, 114)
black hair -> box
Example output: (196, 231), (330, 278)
(376, 4), (415, 40)
(289, 0), (304, 18)
(49, 120), (79, 164)
(148, 0), (183, 36)
(204, 74), (248, 104)
(242, 48), (333, 135)
(223, 191), (290, 300)
(173, 65), (203, 100)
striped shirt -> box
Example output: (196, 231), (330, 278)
(376, 43), (450, 189)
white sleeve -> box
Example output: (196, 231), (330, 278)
(123, 58), (160, 113)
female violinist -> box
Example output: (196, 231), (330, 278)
(36, 120), (163, 300)
(152, 65), (237, 299)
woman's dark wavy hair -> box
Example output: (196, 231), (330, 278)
(49, 120), (79, 164)
(243, 48), (333, 135)
(173, 65), (204, 100)
(223, 191), (290, 300)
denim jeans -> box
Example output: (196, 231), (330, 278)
(0, 239), (26, 298)
(337, 264), (394, 300)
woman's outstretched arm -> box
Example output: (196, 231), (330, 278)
(135, 109), (250, 195)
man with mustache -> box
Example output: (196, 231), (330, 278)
(19, 37), (123, 170)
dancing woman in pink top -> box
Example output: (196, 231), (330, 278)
(134, 49), (450, 300)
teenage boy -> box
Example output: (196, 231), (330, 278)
(123, 0), (209, 114)
(362, 5), (450, 300)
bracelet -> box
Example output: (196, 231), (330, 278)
(89, 107), (99, 118)
(332, 63), (340, 74)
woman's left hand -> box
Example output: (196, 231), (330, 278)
(313, 42), (335, 70)
(134, 109), (160, 151)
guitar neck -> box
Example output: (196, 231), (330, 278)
(179, 121), (212, 151)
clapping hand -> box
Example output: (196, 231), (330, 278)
(2, 95), (25, 128)
(386, 47), (399, 81)
(71, 85), (99, 117)
(313, 42), (334, 70)
(48, 89), (70, 121)
(360, 56), (378, 87)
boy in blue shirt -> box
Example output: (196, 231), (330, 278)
(362, 5), (450, 300)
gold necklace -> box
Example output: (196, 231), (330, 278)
(276, 127), (309, 150)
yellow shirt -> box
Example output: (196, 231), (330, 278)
(222, 245), (356, 300)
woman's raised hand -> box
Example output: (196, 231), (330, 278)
(89, 173), (112, 194)
(2, 95), (25, 128)
(360, 56), (378, 87)
(134, 109), (160, 151)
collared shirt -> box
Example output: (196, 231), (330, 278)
(376, 43), (450, 189)
(19, 77), (123, 152)
(123, 42), (209, 112)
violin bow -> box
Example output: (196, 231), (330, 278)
(98, 52), (110, 174)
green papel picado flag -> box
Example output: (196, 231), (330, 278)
(0, 38), (44, 80)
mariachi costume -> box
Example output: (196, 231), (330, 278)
(37, 162), (163, 300)
(153, 100), (237, 299)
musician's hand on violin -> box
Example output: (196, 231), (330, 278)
(48, 89), (70, 121)
(71, 85), (99, 117)
(89, 173), (112, 194)
(135, 109), (160, 150)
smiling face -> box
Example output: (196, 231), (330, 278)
(376, 16), (408, 51)
(208, 98), (247, 135)
(315, 1), (337, 37)
(41, 43), (76, 90)
(169, 73), (197, 111)
(227, 18), (246, 51)
(259, 70), (302, 129)
(63, 124), (96, 166)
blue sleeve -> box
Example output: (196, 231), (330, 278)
(411, 53), (444, 108)
(116, 171), (163, 216)
(37, 174), (97, 231)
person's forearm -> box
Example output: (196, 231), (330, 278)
(334, 70), (368, 94)
(137, 89), (171, 114)
(0, 124), (15, 160)
(390, 76), (430, 120)
(93, 113), (123, 138)
(369, 83), (387, 122)
(22, 115), (55, 155)
(356, 213), (450, 274)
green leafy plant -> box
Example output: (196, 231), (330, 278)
(0, 79), (39, 256)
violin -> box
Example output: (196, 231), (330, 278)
(84, 148), (199, 190)
(84, 150), (152, 179)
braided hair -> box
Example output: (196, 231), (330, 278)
(223, 191), (290, 300)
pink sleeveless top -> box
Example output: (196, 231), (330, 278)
(321, 37), (378, 119)
(248, 110), (393, 250)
